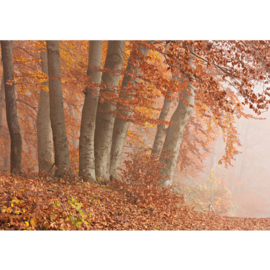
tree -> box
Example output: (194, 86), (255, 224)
(110, 43), (149, 180)
(0, 77), (9, 172)
(159, 72), (195, 185)
(94, 41), (126, 181)
(151, 93), (171, 157)
(79, 41), (103, 182)
(0, 78), (5, 138)
(46, 41), (70, 177)
(1, 41), (22, 174)
(37, 51), (54, 173)
(3, 39), (270, 195)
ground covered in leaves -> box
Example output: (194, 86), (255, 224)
(0, 174), (270, 230)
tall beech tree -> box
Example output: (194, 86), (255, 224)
(46, 41), (70, 177)
(79, 41), (103, 182)
(94, 40), (125, 181)
(159, 66), (195, 185)
(37, 51), (54, 173)
(1, 41), (22, 174)
(110, 43), (149, 180)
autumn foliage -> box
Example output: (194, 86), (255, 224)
(2, 40), (270, 229)
(175, 170), (233, 216)
(0, 170), (182, 230)
(2, 172), (270, 230)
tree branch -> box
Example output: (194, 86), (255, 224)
(16, 99), (37, 111)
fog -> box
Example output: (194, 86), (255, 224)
(199, 83), (270, 218)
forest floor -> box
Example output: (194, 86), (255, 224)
(0, 174), (270, 230)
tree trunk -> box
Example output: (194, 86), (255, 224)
(151, 93), (172, 157)
(159, 71), (195, 186)
(37, 51), (54, 173)
(1, 41), (22, 174)
(0, 78), (9, 172)
(209, 137), (218, 191)
(236, 119), (250, 192)
(46, 41), (70, 177)
(0, 78), (5, 136)
(70, 105), (79, 148)
(211, 138), (218, 171)
(110, 43), (149, 180)
(0, 78), (5, 171)
(94, 41), (125, 181)
(79, 41), (103, 182)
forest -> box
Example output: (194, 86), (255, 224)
(1, 40), (270, 230)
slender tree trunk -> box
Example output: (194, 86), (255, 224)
(94, 41), (125, 181)
(79, 41), (103, 182)
(151, 93), (172, 157)
(46, 41), (70, 177)
(0, 78), (9, 172)
(209, 138), (218, 191)
(70, 105), (79, 148)
(236, 119), (250, 192)
(0, 78), (5, 136)
(110, 44), (149, 180)
(0, 78), (5, 171)
(211, 138), (218, 171)
(37, 51), (54, 173)
(1, 41), (22, 174)
(159, 71), (195, 185)
(229, 120), (244, 189)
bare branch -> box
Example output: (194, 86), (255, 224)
(16, 99), (37, 111)
(13, 46), (37, 59)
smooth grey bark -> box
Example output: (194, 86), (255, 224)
(1, 41), (22, 174)
(70, 105), (79, 148)
(151, 93), (172, 157)
(79, 41), (103, 182)
(37, 51), (54, 173)
(46, 41), (70, 177)
(159, 69), (195, 186)
(110, 44), (149, 180)
(94, 41), (125, 182)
